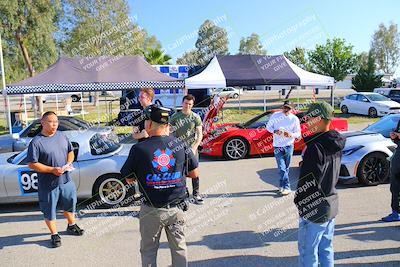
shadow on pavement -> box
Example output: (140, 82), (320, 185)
(0, 232), (55, 249)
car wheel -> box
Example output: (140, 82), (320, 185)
(232, 93), (239, 99)
(92, 173), (128, 208)
(340, 105), (348, 114)
(71, 95), (80, 102)
(357, 152), (390, 186)
(223, 137), (249, 160)
(368, 107), (378, 118)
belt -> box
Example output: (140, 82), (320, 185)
(144, 201), (181, 209)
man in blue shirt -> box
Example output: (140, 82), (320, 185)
(27, 111), (84, 248)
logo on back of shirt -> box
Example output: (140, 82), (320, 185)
(152, 148), (176, 172)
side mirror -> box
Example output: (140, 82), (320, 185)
(363, 99), (369, 102)
(12, 133), (20, 139)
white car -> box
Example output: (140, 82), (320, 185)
(340, 92), (400, 117)
(212, 87), (242, 99)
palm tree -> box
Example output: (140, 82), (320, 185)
(145, 48), (172, 65)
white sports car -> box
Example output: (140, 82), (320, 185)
(0, 130), (134, 208)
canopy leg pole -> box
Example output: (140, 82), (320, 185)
(297, 86), (300, 108)
(55, 94), (59, 113)
(23, 95), (27, 125)
(6, 96), (12, 134)
(238, 88), (241, 114)
(80, 92), (84, 120)
(263, 86), (266, 112)
(97, 99), (101, 125)
(331, 84), (335, 107)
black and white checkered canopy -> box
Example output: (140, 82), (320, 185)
(4, 56), (184, 95)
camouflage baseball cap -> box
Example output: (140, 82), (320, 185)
(306, 102), (334, 120)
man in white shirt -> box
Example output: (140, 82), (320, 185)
(266, 104), (301, 196)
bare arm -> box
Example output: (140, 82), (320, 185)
(192, 126), (203, 151)
(67, 150), (74, 164)
(187, 168), (199, 179)
(28, 162), (63, 176)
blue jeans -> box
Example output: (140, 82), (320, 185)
(274, 145), (293, 190)
(298, 218), (335, 267)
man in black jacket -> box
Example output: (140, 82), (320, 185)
(294, 102), (346, 267)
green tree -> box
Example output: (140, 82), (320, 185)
(61, 0), (161, 57)
(0, 0), (62, 84)
(238, 33), (266, 55)
(352, 52), (383, 92)
(284, 47), (311, 71)
(176, 49), (200, 65)
(308, 38), (359, 81)
(195, 19), (229, 65)
(145, 48), (171, 65)
(370, 22), (400, 74)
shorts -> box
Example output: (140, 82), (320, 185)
(38, 180), (77, 221)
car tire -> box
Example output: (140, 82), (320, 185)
(92, 173), (130, 208)
(223, 137), (249, 160)
(357, 152), (390, 186)
(340, 105), (348, 114)
(71, 95), (80, 102)
(232, 93), (239, 99)
(368, 107), (378, 118)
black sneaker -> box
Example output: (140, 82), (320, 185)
(66, 224), (85, 236)
(51, 234), (61, 248)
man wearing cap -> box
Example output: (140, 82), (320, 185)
(266, 103), (301, 195)
(294, 102), (346, 267)
(121, 104), (199, 267)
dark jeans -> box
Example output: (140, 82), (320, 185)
(390, 173), (400, 213)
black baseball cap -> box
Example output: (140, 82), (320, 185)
(144, 104), (171, 124)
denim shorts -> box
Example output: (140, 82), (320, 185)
(38, 180), (77, 220)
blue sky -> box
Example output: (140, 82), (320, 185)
(128, 0), (400, 74)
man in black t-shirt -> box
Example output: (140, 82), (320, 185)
(121, 104), (199, 267)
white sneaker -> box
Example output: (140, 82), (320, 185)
(280, 189), (292, 196)
(277, 187), (283, 193)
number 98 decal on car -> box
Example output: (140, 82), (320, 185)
(18, 168), (39, 195)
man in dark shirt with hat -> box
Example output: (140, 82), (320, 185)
(294, 102), (346, 267)
(121, 104), (199, 267)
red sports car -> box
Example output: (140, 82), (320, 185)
(200, 109), (348, 160)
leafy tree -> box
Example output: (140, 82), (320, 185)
(176, 49), (200, 66)
(145, 48), (171, 65)
(352, 52), (383, 92)
(284, 47), (311, 71)
(0, 0), (62, 83)
(61, 0), (161, 57)
(238, 33), (266, 55)
(370, 22), (400, 74)
(195, 19), (229, 65)
(308, 38), (359, 81)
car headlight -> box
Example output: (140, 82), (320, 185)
(343, 145), (364, 156)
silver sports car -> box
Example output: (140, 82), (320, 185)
(0, 116), (111, 153)
(339, 114), (400, 185)
(0, 130), (133, 208)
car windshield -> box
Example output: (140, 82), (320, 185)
(363, 115), (400, 138)
(89, 132), (121, 155)
(367, 94), (390, 101)
(243, 112), (273, 129)
(7, 150), (27, 165)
